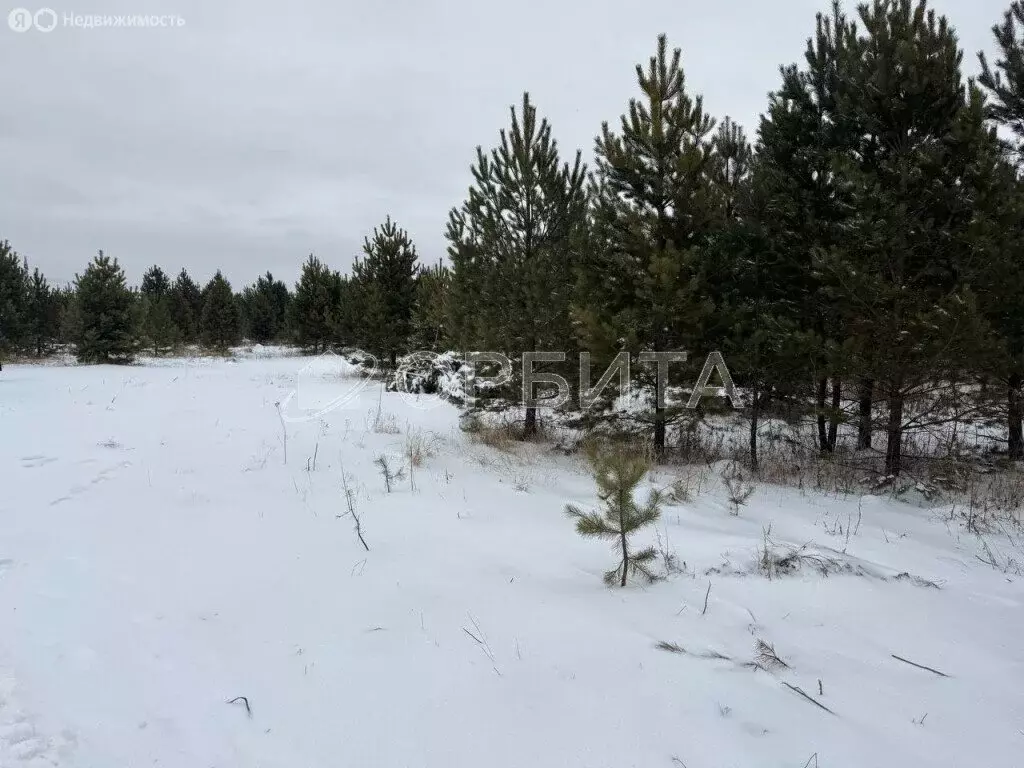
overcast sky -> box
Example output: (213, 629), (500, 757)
(0, 0), (1010, 287)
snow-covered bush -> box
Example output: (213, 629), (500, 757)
(387, 351), (472, 404)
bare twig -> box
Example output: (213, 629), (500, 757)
(351, 507), (369, 551)
(227, 696), (252, 718)
(274, 401), (287, 465)
(340, 459), (369, 551)
(781, 682), (836, 715)
(891, 654), (950, 678)
(462, 613), (496, 664)
(702, 581), (712, 616)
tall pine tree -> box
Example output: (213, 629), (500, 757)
(823, 0), (998, 474)
(140, 265), (171, 299)
(74, 251), (135, 364)
(169, 268), (202, 343)
(240, 271), (290, 344)
(0, 240), (28, 356)
(754, 7), (856, 455)
(448, 92), (587, 437)
(200, 270), (241, 350)
(25, 267), (60, 357)
(290, 255), (341, 353)
(979, 0), (1024, 459)
(411, 261), (451, 351)
(352, 217), (419, 367)
(575, 37), (719, 457)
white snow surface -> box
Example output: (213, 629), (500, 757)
(0, 355), (1021, 767)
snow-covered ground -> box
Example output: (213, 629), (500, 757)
(0, 353), (1021, 768)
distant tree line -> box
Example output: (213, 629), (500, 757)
(3, 0), (1024, 476)
(0, 216), (430, 368)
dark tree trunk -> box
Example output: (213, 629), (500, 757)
(827, 379), (841, 451)
(1009, 372), (1023, 461)
(618, 505), (629, 588)
(857, 378), (873, 450)
(885, 384), (905, 476)
(749, 390), (760, 474)
(523, 405), (537, 439)
(653, 403), (666, 460)
(817, 377), (830, 453)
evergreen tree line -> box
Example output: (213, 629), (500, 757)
(4, 0), (1024, 476)
(0, 219), (434, 368)
(441, 0), (1024, 475)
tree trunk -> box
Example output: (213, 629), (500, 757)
(749, 391), (760, 474)
(816, 377), (830, 453)
(885, 384), (905, 476)
(857, 378), (873, 450)
(523, 405), (537, 439)
(653, 403), (666, 460)
(619, 528), (629, 588)
(1009, 371), (1023, 461)
(827, 379), (841, 451)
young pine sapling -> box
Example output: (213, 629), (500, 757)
(566, 444), (665, 587)
(374, 454), (406, 493)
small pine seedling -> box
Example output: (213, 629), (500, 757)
(374, 454), (406, 493)
(566, 443), (665, 587)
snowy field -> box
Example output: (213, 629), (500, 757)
(1, 352), (1022, 768)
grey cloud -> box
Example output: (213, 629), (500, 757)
(0, 0), (1009, 287)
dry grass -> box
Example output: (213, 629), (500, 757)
(404, 428), (440, 468)
(463, 414), (552, 454)
(370, 409), (400, 435)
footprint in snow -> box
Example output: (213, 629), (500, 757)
(19, 456), (57, 469)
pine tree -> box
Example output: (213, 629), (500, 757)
(710, 117), (753, 219)
(25, 267), (60, 357)
(352, 217), (420, 367)
(820, 0), (998, 475)
(169, 268), (202, 343)
(575, 37), (719, 457)
(51, 285), (75, 346)
(411, 261), (451, 350)
(140, 294), (176, 355)
(981, 1), (1024, 158)
(74, 251), (135, 363)
(290, 254), (341, 353)
(978, 1), (1024, 459)
(702, 126), (809, 472)
(0, 241), (28, 356)
(447, 92), (587, 436)
(140, 265), (171, 299)
(565, 443), (664, 587)
(753, 7), (856, 455)
(200, 270), (241, 350)
(334, 274), (362, 348)
(966, 154), (1024, 461)
(445, 213), (490, 351)
(240, 271), (290, 344)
